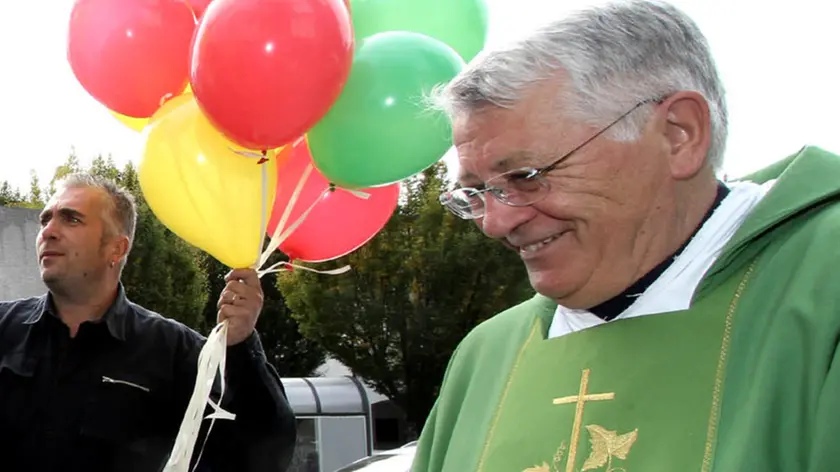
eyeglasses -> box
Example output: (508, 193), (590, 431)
(439, 97), (663, 220)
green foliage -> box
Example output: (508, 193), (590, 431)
(46, 148), (82, 199)
(0, 181), (26, 206)
(278, 162), (533, 432)
(0, 172), (44, 210)
(27, 171), (44, 208)
(201, 249), (327, 377)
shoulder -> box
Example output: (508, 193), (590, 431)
(0, 296), (45, 352)
(746, 197), (840, 318)
(0, 296), (45, 324)
(448, 294), (548, 368)
(125, 301), (206, 349)
(771, 196), (840, 260)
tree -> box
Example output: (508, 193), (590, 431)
(0, 177), (41, 210)
(277, 162), (533, 433)
(46, 149), (82, 199)
(0, 181), (25, 206)
(200, 247), (327, 377)
(27, 171), (44, 208)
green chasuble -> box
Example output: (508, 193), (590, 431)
(413, 146), (840, 472)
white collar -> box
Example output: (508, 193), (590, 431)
(548, 180), (775, 339)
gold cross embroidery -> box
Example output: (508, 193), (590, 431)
(552, 369), (615, 472)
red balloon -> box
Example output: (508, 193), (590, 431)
(268, 141), (399, 262)
(190, 0), (354, 150)
(187, 0), (213, 18)
(67, 0), (196, 118)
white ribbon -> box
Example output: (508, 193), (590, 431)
(163, 321), (235, 472)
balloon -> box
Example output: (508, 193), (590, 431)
(68, 0), (196, 118)
(350, 0), (488, 62)
(138, 94), (279, 268)
(268, 140), (399, 262)
(190, 0), (354, 150)
(109, 84), (194, 132)
(307, 31), (464, 189)
(110, 111), (148, 132)
(187, 0), (213, 18)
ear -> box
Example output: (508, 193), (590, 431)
(661, 91), (712, 180)
(110, 235), (130, 264)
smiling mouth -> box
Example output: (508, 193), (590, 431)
(519, 234), (563, 255)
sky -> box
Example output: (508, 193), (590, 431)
(0, 0), (837, 193)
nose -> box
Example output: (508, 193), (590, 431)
(38, 217), (60, 243)
(479, 196), (535, 240)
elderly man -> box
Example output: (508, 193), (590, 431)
(0, 173), (296, 472)
(413, 1), (840, 471)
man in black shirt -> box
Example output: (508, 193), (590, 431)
(0, 173), (297, 471)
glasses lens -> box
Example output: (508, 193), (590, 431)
(487, 168), (549, 206)
(440, 189), (484, 219)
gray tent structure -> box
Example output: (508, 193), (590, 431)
(282, 376), (374, 472)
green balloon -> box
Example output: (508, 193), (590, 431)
(350, 0), (489, 62)
(308, 31), (465, 189)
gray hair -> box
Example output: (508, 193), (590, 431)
(58, 173), (137, 270)
(430, 0), (728, 169)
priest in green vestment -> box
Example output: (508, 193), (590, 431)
(412, 1), (840, 471)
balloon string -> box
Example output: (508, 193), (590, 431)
(256, 186), (331, 277)
(258, 261), (351, 278)
(254, 184), (372, 278)
(258, 163), (314, 269)
(255, 162), (268, 268)
(345, 188), (371, 199)
(189, 321), (234, 472)
(163, 321), (234, 472)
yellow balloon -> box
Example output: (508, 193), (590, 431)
(110, 111), (149, 132)
(138, 94), (278, 268)
(109, 84), (194, 133)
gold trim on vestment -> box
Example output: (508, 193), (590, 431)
(476, 322), (541, 471)
(701, 260), (758, 471)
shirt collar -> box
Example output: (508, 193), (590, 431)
(23, 283), (130, 341)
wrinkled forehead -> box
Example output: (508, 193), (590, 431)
(452, 108), (563, 185)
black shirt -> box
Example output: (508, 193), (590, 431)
(0, 285), (297, 472)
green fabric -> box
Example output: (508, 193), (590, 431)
(482, 264), (748, 472)
(413, 146), (840, 472)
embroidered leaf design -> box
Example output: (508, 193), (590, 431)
(582, 425), (610, 471)
(610, 428), (639, 460)
(522, 461), (551, 472)
(582, 424), (639, 470)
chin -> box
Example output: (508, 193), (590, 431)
(527, 268), (580, 303)
(40, 270), (60, 286)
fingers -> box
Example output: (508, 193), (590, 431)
(217, 302), (249, 323)
(217, 269), (263, 310)
(225, 268), (259, 288)
(217, 282), (248, 309)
